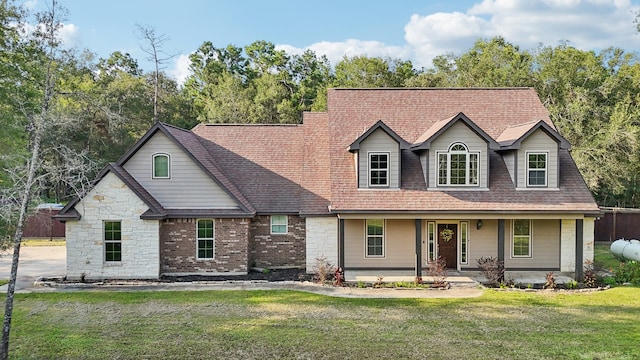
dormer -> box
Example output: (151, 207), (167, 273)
(497, 120), (570, 189)
(349, 120), (409, 189)
(411, 112), (499, 190)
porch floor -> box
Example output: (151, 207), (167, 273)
(345, 270), (575, 286)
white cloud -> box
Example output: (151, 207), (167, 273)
(279, 0), (640, 72)
(22, 0), (38, 11)
(169, 54), (192, 87)
(59, 23), (80, 48)
(276, 39), (412, 68)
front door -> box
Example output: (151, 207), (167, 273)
(437, 224), (458, 269)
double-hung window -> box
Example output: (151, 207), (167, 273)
(104, 221), (122, 262)
(270, 215), (288, 234)
(366, 219), (384, 257)
(369, 152), (389, 187)
(437, 143), (479, 186)
(512, 219), (531, 257)
(527, 153), (547, 187)
(152, 153), (170, 179)
(197, 219), (214, 259)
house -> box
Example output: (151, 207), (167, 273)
(56, 88), (600, 281)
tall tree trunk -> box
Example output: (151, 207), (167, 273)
(0, 124), (42, 360)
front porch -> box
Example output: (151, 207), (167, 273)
(344, 269), (576, 286)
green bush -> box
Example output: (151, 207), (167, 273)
(613, 261), (640, 286)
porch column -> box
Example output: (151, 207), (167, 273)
(575, 219), (584, 280)
(497, 219), (505, 263)
(338, 218), (345, 270)
(415, 219), (422, 278)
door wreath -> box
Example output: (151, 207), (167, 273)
(440, 228), (454, 242)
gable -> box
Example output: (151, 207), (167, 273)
(357, 128), (401, 189)
(72, 171), (151, 220)
(122, 131), (240, 209)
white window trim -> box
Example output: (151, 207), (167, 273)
(526, 152), (548, 187)
(365, 219), (385, 258)
(436, 143), (480, 187)
(152, 153), (171, 179)
(460, 221), (469, 265)
(427, 221), (437, 263)
(104, 220), (122, 263)
(368, 152), (390, 188)
(270, 215), (288, 234)
(196, 219), (215, 260)
(512, 219), (532, 258)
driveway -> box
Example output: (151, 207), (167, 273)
(0, 245), (66, 292)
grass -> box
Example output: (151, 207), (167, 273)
(595, 242), (622, 271)
(4, 288), (640, 359)
(21, 238), (65, 247)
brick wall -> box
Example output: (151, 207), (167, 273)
(249, 215), (306, 269)
(160, 218), (250, 274)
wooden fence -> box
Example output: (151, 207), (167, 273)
(23, 208), (65, 239)
(594, 207), (640, 242)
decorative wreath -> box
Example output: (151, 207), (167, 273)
(440, 228), (454, 242)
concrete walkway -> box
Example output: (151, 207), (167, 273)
(0, 245), (66, 292)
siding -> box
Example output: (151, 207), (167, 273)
(123, 132), (239, 209)
(502, 151), (516, 184)
(428, 122), (489, 188)
(517, 129), (559, 188)
(344, 219), (414, 268)
(505, 219), (560, 269)
(358, 129), (400, 188)
(467, 219), (499, 266)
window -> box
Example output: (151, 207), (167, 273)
(427, 222), (436, 262)
(270, 215), (288, 234)
(460, 221), (468, 264)
(152, 153), (170, 179)
(527, 153), (547, 187)
(104, 221), (121, 262)
(369, 152), (389, 187)
(513, 219), (531, 257)
(437, 143), (479, 186)
(366, 219), (384, 257)
(197, 219), (214, 259)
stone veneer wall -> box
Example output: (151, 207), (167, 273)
(305, 217), (338, 273)
(65, 172), (160, 280)
(160, 218), (250, 275)
(249, 215), (306, 269)
(560, 218), (595, 273)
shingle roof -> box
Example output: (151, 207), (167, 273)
(192, 123), (308, 214)
(62, 87), (600, 219)
(497, 119), (571, 149)
(322, 88), (599, 215)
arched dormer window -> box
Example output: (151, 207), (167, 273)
(437, 143), (479, 186)
(152, 153), (170, 179)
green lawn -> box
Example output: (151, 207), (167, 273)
(595, 242), (622, 271)
(5, 288), (640, 359)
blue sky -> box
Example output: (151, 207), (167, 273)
(22, 0), (640, 84)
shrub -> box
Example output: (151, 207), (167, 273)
(583, 260), (598, 288)
(312, 255), (334, 285)
(613, 261), (640, 286)
(476, 256), (504, 287)
(427, 256), (448, 287)
(544, 272), (556, 289)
